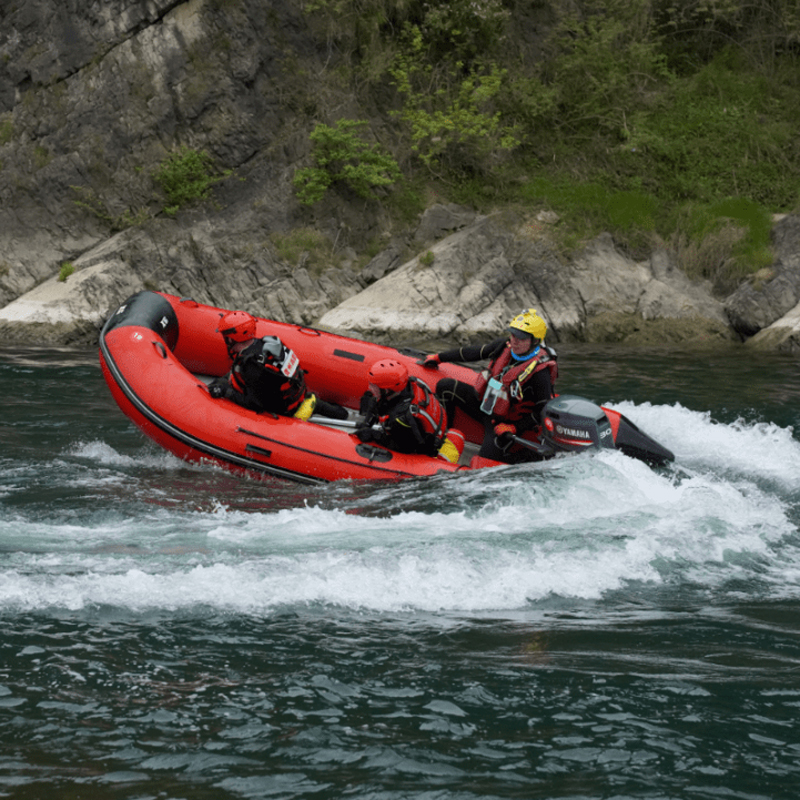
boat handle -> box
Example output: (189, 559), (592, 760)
(153, 340), (168, 359)
(296, 326), (321, 336)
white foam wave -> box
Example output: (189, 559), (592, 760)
(610, 400), (800, 487)
(1, 466), (796, 613)
(2, 402), (799, 614)
(66, 440), (185, 470)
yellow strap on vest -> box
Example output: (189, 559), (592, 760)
(517, 357), (541, 384)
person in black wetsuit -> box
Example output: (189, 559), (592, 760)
(421, 308), (557, 462)
(355, 359), (465, 464)
(208, 310), (347, 420)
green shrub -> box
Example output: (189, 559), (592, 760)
(153, 147), (231, 215)
(58, 262), (75, 282)
(270, 227), (337, 275)
(545, 0), (673, 141)
(389, 19), (520, 175)
(293, 119), (401, 205)
(408, 0), (509, 64)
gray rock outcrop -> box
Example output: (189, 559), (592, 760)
(1, 1), (800, 353)
(725, 216), (800, 353)
(0, 0), (334, 310)
(0, 204), (737, 348)
(319, 216), (734, 347)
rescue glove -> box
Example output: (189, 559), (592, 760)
(355, 426), (375, 443)
(356, 423), (384, 443)
(208, 380), (227, 399)
(419, 354), (440, 369)
(494, 422), (517, 446)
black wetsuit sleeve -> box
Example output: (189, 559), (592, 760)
(436, 337), (507, 364)
(209, 373), (258, 410)
(359, 392), (379, 426)
(519, 368), (554, 429)
(355, 393), (380, 441)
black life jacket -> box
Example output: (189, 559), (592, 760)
(230, 337), (307, 415)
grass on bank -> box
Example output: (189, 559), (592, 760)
(511, 176), (774, 289)
(293, 1), (800, 288)
(58, 261), (75, 282)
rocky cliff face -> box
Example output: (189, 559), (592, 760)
(1, 0), (799, 353)
(0, 0), (334, 304)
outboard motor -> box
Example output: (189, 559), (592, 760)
(540, 395), (615, 454)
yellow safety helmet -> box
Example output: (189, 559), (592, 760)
(509, 308), (547, 341)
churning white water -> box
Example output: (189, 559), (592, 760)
(3, 400), (798, 616)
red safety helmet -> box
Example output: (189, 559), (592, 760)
(368, 359), (408, 395)
(218, 310), (256, 343)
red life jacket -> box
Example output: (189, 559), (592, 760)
(408, 377), (447, 443)
(380, 377), (447, 447)
(475, 344), (558, 421)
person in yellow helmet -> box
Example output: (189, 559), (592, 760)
(421, 308), (558, 462)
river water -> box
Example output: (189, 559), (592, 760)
(2, 343), (800, 799)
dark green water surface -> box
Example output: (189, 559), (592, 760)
(2, 344), (800, 799)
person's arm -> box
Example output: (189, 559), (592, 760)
(355, 393), (381, 442)
(520, 369), (553, 429)
(208, 371), (252, 409)
(422, 337), (507, 367)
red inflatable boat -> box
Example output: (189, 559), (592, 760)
(98, 291), (673, 484)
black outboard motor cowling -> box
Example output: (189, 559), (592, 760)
(540, 395), (616, 454)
